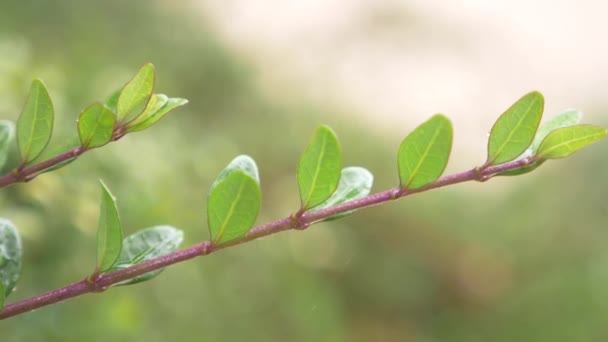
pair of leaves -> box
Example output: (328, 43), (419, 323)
(0, 218), (22, 310)
(93, 181), (183, 286)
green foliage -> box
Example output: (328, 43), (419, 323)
(126, 96), (188, 133)
(530, 109), (582, 153)
(0, 218), (21, 297)
(116, 63), (155, 123)
(77, 103), (116, 149)
(16, 79), (54, 163)
(398, 114), (452, 189)
(0, 121), (15, 169)
(536, 125), (608, 159)
(94, 181), (123, 274)
(111, 226), (184, 286)
(297, 125), (342, 210)
(207, 155), (261, 245)
(487, 91), (544, 165)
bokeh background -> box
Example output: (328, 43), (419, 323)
(1, 0), (607, 341)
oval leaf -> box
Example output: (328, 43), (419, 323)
(126, 96), (188, 133)
(398, 114), (452, 190)
(531, 109), (582, 153)
(310, 166), (374, 221)
(0, 120), (15, 170)
(0, 218), (22, 297)
(104, 89), (121, 113)
(95, 181), (123, 273)
(487, 91), (544, 165)
(117, 63), (155, 123)
(535, 125), (607, 159)
(208, 156), (261, 245)
(78, 103), (116, 149)
(297, 125), (342, 209)
(17, 79), (54, 163)
(110, 226), (184, 286)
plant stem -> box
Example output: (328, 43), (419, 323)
(0, 157), (534, 320)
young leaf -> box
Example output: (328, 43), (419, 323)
(535, 125), (607, 159)
(531, 109), (582, 153)
(110, 226), (184, 286)
(104, 89), (121, 113)
(77, 103), (116, 149)
(0, 120), (15, 170)
(297, 125), (342, 210)
(398, 114), (452, 190)
(208, 155), (261, 245)
(496, 159), (547, 177)
(0, 218), (22, 297)
(95, 181), (123, 273)
(310, 166), (374, 221)
(126, 96), (188, 133)
(116, 63), (155, 123)
(16, 79), (54, 163)
(487, 91), (543, 165)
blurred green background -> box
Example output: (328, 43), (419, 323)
(1, 1), (607, 341)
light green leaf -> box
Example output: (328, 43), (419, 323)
(208, 155), (261, 245)
(95, 181), (123, 273)
(126, 96), (188, 133)
(398, 114), (452, 190)
(310, 166), (374, 221)
(16, 79), (54, 163)
(487, 91), (544, 165)
(0, 218), (22, 297)
(297, 125), (342, 209)
(104, 89), (121, 113)
(78, 103), (116, 149)
(535, 125), (607, 159)
(110, 226), (184, 286)
(0, 120), (15, 170)
(531, 109), (582, 153)
(116, 63), (155, 123)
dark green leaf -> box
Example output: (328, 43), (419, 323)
(116, 63), (155, 123)
(487, 91), (544, 165)
(310, 166), (373, 221)
(0, 120), (15, 170)
(398, 114), (452, 190)
(126, 96), (188, 133)
(78, 103), (116, 149)
(0, 218), (22, 297)
(95, 181), (123, 273)
(208, 155), (261, 245)
(536, 125), (607, 159)
(110, 226), (184, 286)
(297, 125), (342, 209)
(17, 79), (54, 163)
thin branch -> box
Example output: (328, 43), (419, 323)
(0, 156), (535, 320)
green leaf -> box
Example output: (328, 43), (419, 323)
(310, 166), (374, 221)
(116, 63), (155, 123)
(535, 125), (607, 159)
(0, 218), (22, 297)
(398, 114), (452, 190)
(487, 91), (544, 165)
(0, 120), (15, 170)
(104, 89), (121, 113)
(208, 155), (261, 245)
(531, 109), (582, 153)
(496, 159), (547, 177)
(16, 79), (54, 163)
(110, 226), (184, 286)
(77, 103), (116, 149)
(126, 96), (188, 133)
(95, 181), (123, 273)
(297, 125), (342, 209)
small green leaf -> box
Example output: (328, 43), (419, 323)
(77, 103), (116, 149)
(398, 114), (452, 190)
(110, 226), (184, 286)
(531, 109), (582, 153)
(208, 155), (261, 245)
(536, 125), (607, 159)
(496, 159), (547, 177)
(0, 120), (15, 170)
(310, 166), (374, 221)
(95, 181), (123, 273)
(0, 218), (22, 297)
(17, 79), (54, 163)
(126, 96), (188, 133)
(104, 89), (121, 113)
(487, 91), (544, 165)
(116, 63), (155, 123)
(297, 125), (342, 209)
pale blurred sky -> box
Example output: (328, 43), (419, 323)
(195, 0), (607, 165)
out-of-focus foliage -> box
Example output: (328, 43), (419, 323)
(0, 0), (607, 341)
